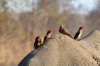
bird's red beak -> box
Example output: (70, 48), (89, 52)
(47, 29), (53, 33)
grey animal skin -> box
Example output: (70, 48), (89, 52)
(18, 30), (100, 66)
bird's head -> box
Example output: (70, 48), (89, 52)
(79, 26), (84, 30)
(60, 24), (64, 29)
(35, 36), (41, 42)
(47, 29), (53, 33)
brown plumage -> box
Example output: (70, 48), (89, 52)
(33, 36), (43, 49)
(74, 27), (84, 41)
(43, 29), (53, 42)
(59, 24), (73, 38)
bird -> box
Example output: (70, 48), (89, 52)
(33, 36), (43, 49)
(43, 29), (53, 42)
(74, 26), (84, 41)
(59, 24), (73, 38)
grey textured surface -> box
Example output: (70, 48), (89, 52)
(18, 30), (100, 66)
